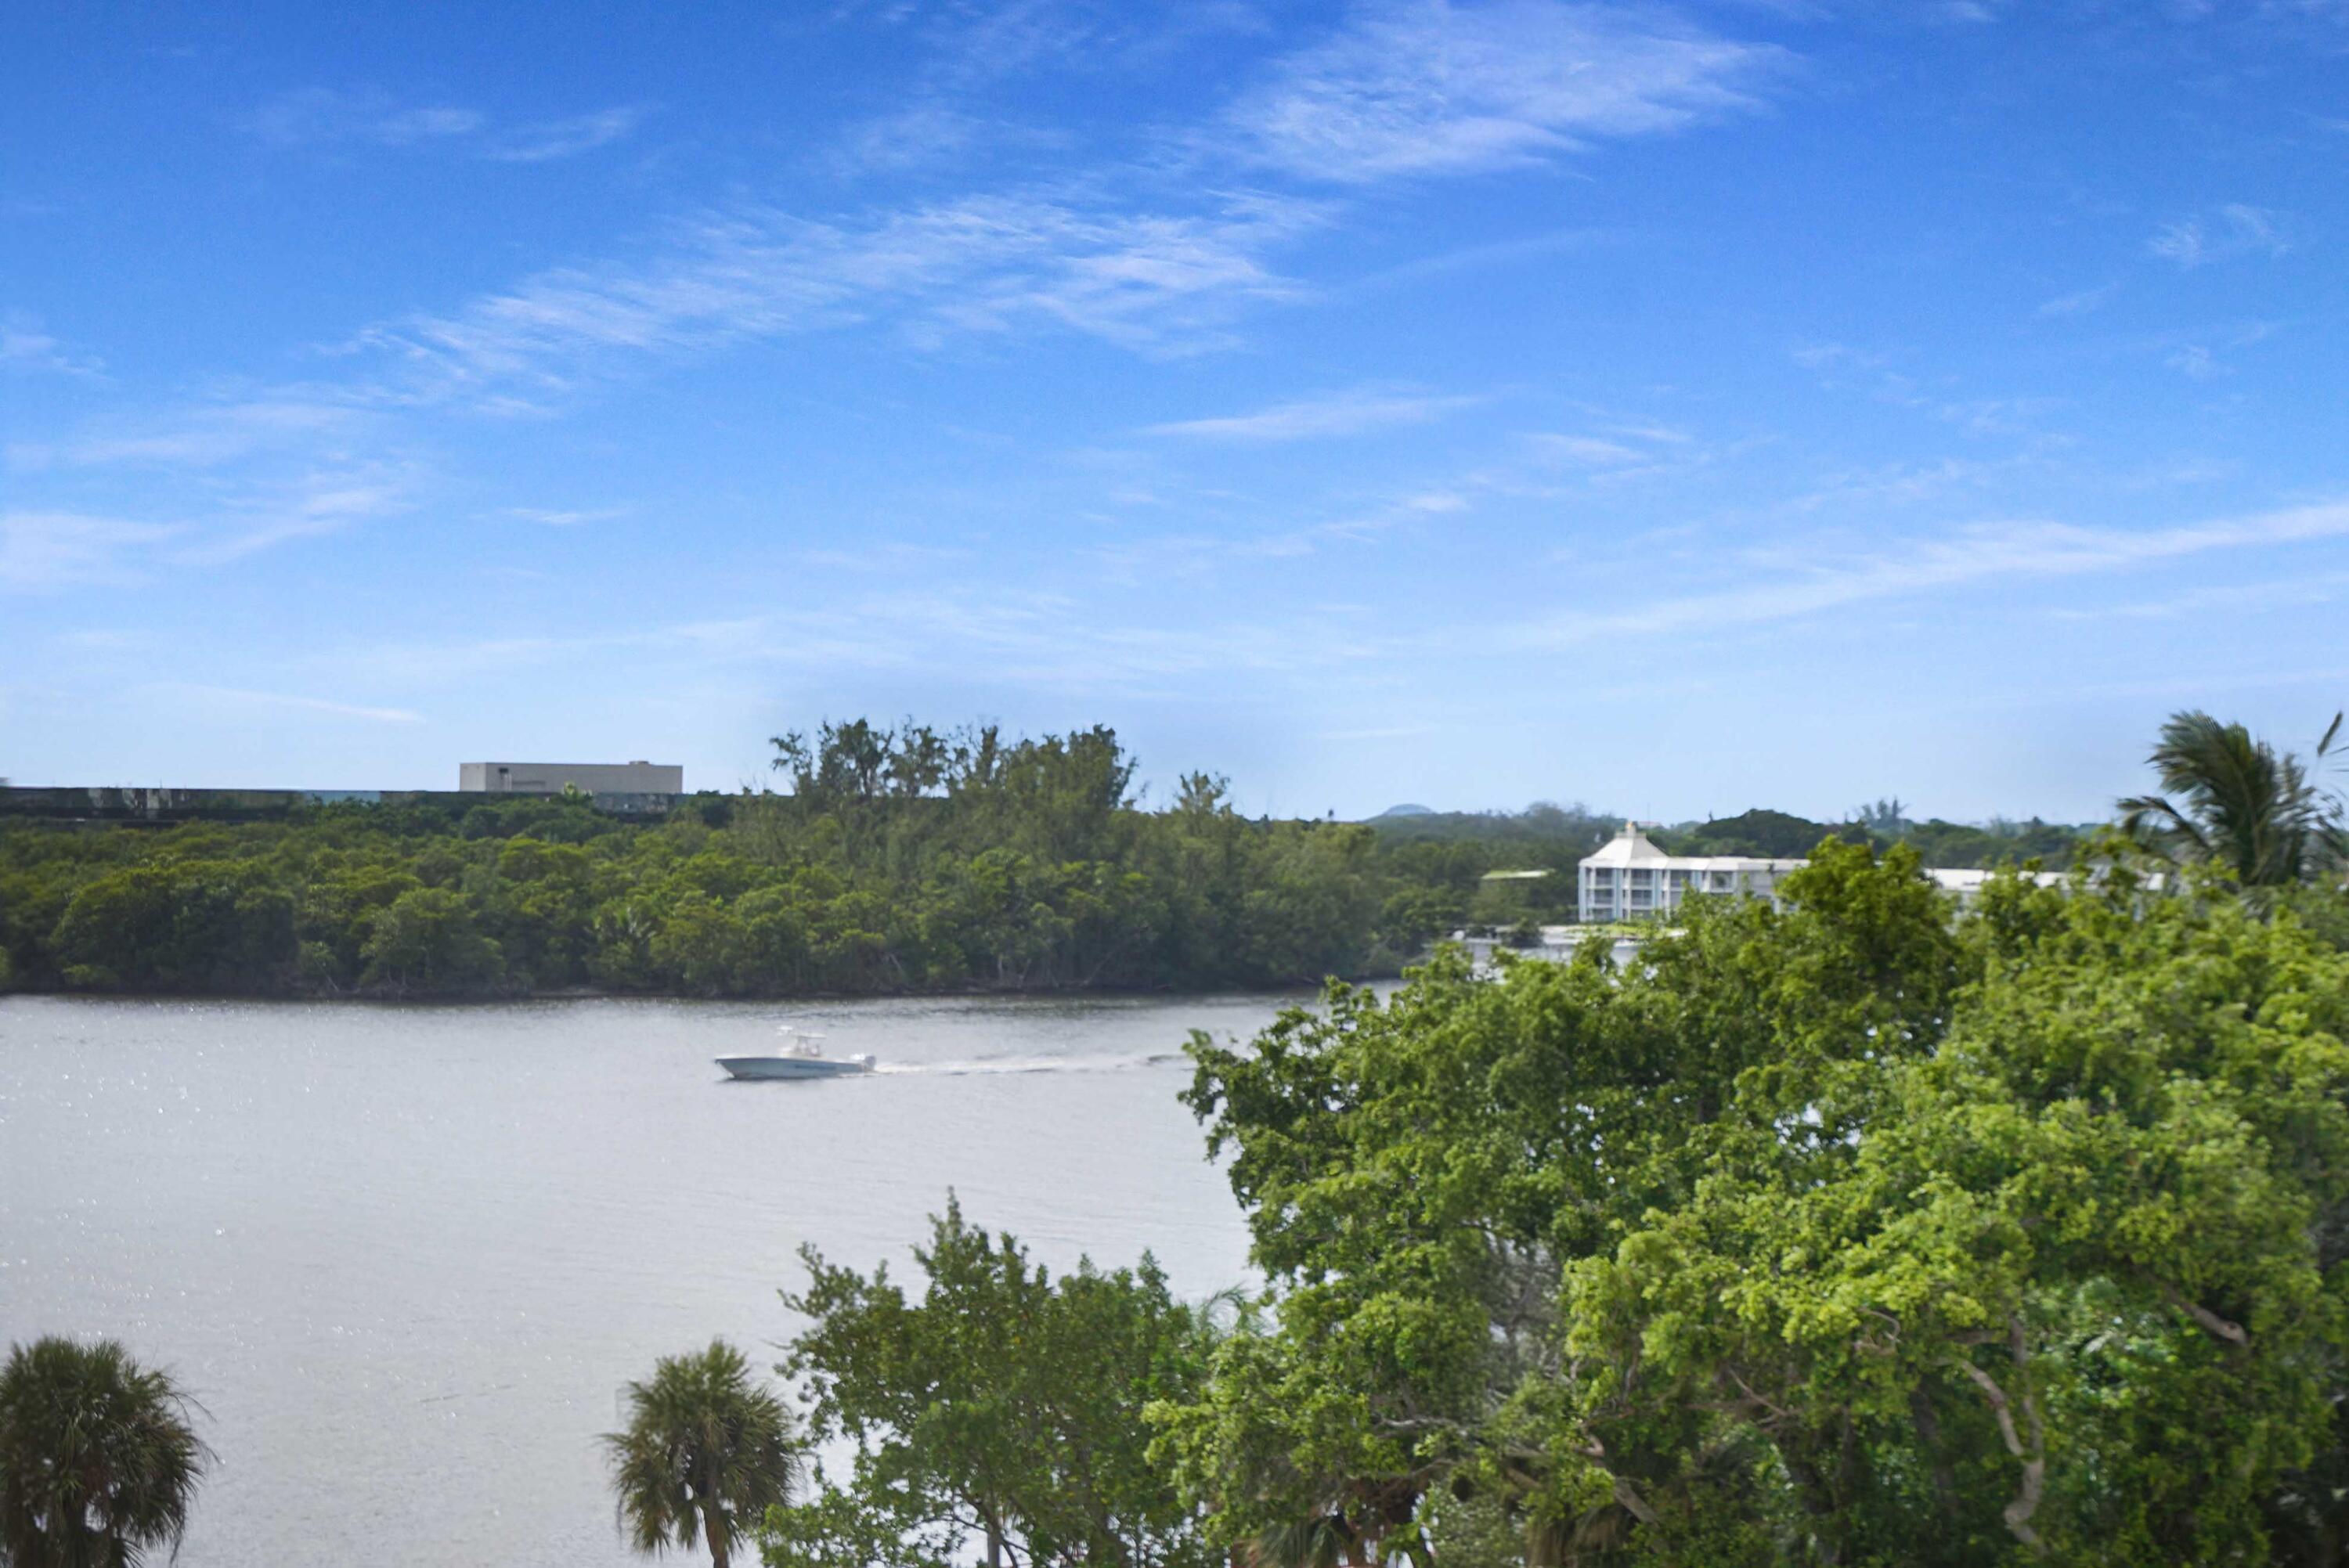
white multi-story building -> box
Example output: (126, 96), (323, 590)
(458, 760), (683, 795)
(1578, 820), (2065, 922)
(1578, 821), (1802, 923)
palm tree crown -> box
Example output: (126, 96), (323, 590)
(604, 1339), (803, 1568)
(2117, 709), (2344, 886)
(0, 1336), (207, 1568)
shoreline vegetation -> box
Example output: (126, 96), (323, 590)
(0, 719), (2086, 1003)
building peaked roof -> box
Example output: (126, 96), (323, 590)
(1582, 820), (1674, 867)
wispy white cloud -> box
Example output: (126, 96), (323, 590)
(2167, 343), (2223, 380)
(1316, 724), (1439, 741)
(821, 103), (1074, 178)
(800, 542), (976, 571)
(0, 312), (102, 377)
(1221, 0), (1784, 182)
(503, 506), (626, 528)
(1529, 432), (1646, 465)
(487, 107), (645, 163)
(1146, 387), (1478, 441)
(1338, 227), (1613, 292)
(2046, 570), (2349, 622)
(245, 88), (483, 147)
(2148, 204), (2290, 268)
(1791, 340), (1891, 376)
(1510, 499), (2349, 646)
(1518, 422), (1721, 484)
(0, 512), (180, 590)
(0, 465), (406, 578)
(835, 0), (1271, 87)
(244, 88), (642, 162)
(826, 104), (998, 175)
(2037, 281), (2119, 317)
(326, 586), (1389, 697)
(1936, 395), (2067, 441)
(1772, 456), (2016, 514)
(8, 398), (360, 470)
(186, 474), (410, 563)
(347, 190), (1322, 403)
(150, 683), (424, 724)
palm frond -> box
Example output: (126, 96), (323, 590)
(0, 1336), (207, 1567)
(604, 1339), (806, 1561)
(2118, 710), (2344, 886)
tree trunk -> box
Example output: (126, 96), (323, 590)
(702, 1483), (732, 1568)
(1908, 1382), (1962, 1524)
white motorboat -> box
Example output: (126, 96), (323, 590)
(717, 1028), (876, 1081)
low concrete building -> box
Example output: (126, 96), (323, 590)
(458, 760), (682, 795)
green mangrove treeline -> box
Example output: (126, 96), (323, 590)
(0, 720), (1609, 1000)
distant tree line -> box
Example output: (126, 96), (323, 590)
(0, 721), (1546, 1000)
(0, 717), (2105, 1001)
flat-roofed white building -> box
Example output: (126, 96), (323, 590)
(1923, 867), (2066, 903)
(458, 760), (682, 795)
(1579, 821), (1802, 922)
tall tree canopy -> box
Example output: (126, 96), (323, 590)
(763, 1201), (1221, 1568)
(1163, 841), (2349, 1566)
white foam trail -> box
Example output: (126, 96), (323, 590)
(876, 1051), (1186, 1077)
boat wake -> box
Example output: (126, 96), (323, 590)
(876, 1051), (1187, 1077)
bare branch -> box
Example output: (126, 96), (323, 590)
(2154, 1278), (2249, 1346)
(1610, 1478), (1662, 1527)
(1950, 1319), (2048, 1555)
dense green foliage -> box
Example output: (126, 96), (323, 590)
(0, 721), (2104, 1000)
(0, 1336), (207, 1568)
(0, 723), (1440, 998)
(762, 1201), (1219, 1568)
(1657, 806), (2083, 869)
(1361, 806), (1611, 930)
(604, 1340), (805, 1568)
(1162, 844), (2349, 1566)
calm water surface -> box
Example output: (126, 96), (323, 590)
(0, 991), (1300, 1566)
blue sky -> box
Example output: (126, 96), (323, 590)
(4, 0), (2346, 821)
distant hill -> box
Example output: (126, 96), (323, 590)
(1362, 803), (1616, 851)
(1658, 808), (1868, 860)
(1658, 809), (2084, 869)
(1365, 802), (2084, 871)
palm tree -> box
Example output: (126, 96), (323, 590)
(603, 1339), (803, 1568)
(2118, 710), (2345, 887)
(0, 1336), (207, 1567)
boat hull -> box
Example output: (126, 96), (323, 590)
(716, 1055), (875, 1080)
